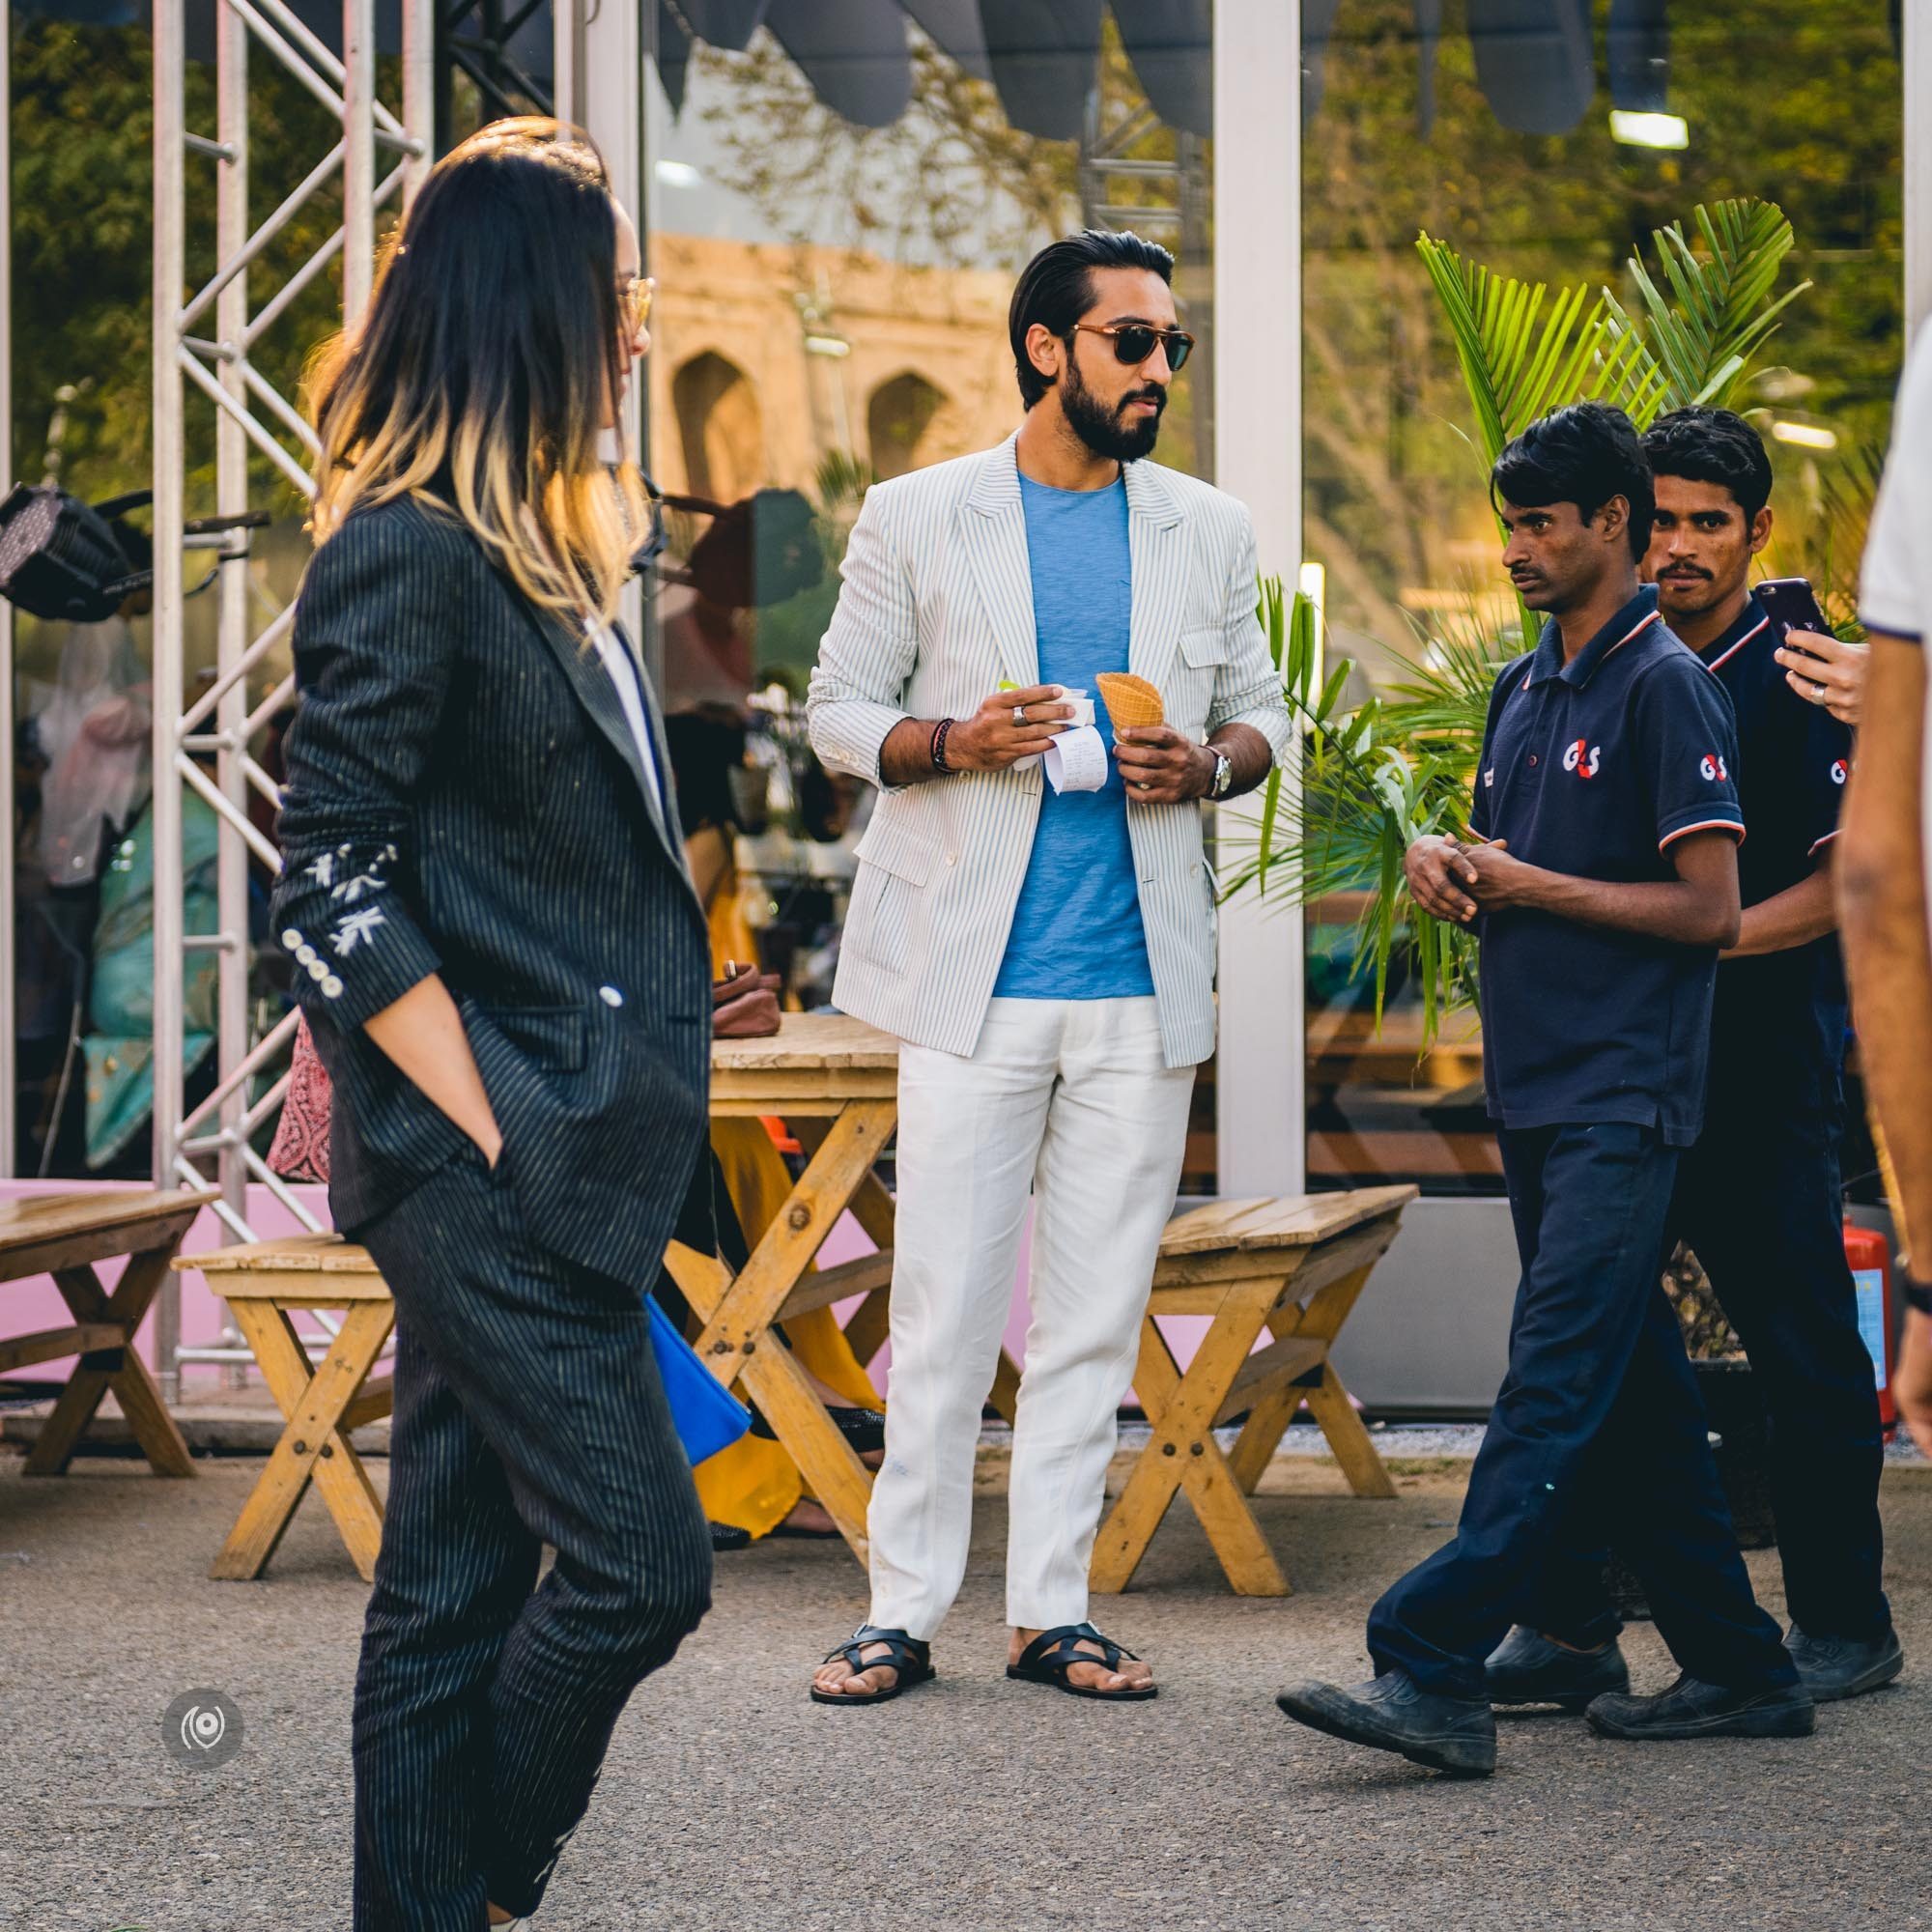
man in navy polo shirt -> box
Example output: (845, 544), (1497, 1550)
(1488, 409), (1901, 1713)
(1276, 405), (1809, 1777)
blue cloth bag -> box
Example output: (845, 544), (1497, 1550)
(647, 1296), (750, 1465)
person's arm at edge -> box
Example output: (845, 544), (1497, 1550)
(1836, 634), (1932, 1453)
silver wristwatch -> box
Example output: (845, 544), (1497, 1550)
(1209, 749), (1235, 799)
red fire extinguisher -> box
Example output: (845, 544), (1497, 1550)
(1844, 1221), (1897, 1429)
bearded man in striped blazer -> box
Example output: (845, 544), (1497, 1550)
(805, 230), (1291, 1705)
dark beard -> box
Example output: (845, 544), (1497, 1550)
(1062, 353), (1165, 463)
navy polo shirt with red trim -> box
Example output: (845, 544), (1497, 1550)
(1695, 588), (1853, 1013)
(1467, 586), (1744, 1145)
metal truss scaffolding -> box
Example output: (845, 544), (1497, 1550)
(150, 0), (434, 1395)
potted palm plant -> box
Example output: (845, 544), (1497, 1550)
(1230, 197), (1816, 1030)
(1228, 200), (1841, 1549)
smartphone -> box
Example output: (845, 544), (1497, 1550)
(1754, 576), (1832, 645)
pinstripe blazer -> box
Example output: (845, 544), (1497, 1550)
(807, 433), (1292, 1068)
(270, 495), (713, 1284)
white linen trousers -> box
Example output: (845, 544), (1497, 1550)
(866, 995), (1195, 1635)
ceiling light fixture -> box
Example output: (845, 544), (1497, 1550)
(1609, 110), (1689, 150)
(1769, 419), (1838, 451)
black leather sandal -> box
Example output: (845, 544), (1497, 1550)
(810, 1626), (935, 1705)
(753, 1405), (886, 1455)
(1007, 1622), (1156, 1701)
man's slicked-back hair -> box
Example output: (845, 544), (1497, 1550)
(1642, 406), (1775, 521)
(1492, 402), (1655, 561)
(1008, 229), (1176, 411)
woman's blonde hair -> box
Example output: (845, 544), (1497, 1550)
(307, 117), (647, 622)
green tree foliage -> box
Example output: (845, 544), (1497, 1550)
(1234, 190), (1845, 1043)
(13, 18), (390, 515)
(1302, 0), (1903, 649)
(13, 22), (158, 496)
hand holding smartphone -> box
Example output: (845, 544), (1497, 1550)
(1754, 576), (1832, 648)
(1758, 576), (1869, 726)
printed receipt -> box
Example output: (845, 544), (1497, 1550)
(1016, 689), (1107, 792)
(1044, 724), (1109, 793)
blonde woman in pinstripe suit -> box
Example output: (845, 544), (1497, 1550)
(274, 124), (712, 1927)
(807, 232), (1292, 1705)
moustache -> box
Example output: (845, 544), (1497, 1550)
(1658, 567), (1710, 581)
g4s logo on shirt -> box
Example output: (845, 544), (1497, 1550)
(1563, 739), (1602, 780)
(1831, 757), (1849, 786)
(1698, 753), (1729, 782)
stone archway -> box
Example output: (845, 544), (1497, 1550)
(672, 350), (765, 501)
(867, 370), (954, 480)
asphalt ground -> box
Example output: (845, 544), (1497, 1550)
(4, 1447), (1929, 1932)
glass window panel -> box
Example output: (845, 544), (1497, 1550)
(644, 5), (1220, 1189)
(1300, 0), (1905, 1196)
(9, 14), (350, 1179)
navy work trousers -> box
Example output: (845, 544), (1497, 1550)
(1368, 1121), (1796, 1701)
(350, 1151), (713, 1931)
(1530, 998), (1889, 1647)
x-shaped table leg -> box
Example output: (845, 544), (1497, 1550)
(668, 1099), (897, 1563)
(1089, 1272), (1292, 1598)
(25, 1249), (194, 1478)
(210, 1297), (394, 1581)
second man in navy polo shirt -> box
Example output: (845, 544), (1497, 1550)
(1276, 404), (1809, 1777)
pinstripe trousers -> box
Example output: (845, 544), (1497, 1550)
(351, 1148), (712, 1930)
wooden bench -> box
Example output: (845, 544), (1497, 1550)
(3, 1187), (216, 1478)
(1090, 1185), (1417, 1597)
(171, 1234), (394, 1580)
(176, 1027), (1414, 1601)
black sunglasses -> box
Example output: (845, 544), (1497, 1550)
(1071, 321), (1195, 374)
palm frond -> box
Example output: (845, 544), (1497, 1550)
(1223, 580), (1492, 1042)
(1782, 437), (1886, 633)
(1605, 198), (1810, 417)
(1415, 232), (1669, 468)
(1378, 608), (1509, 750)
(1237, 203), (1819, 1059)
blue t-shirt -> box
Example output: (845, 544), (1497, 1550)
(992, 473), (1154, 1000)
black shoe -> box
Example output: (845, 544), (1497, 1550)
(751, 1404), (886, 1455)
(1784, 1624), (1904, 1703)
(1485, 1626), (1630, 1710)
(1275, 1670), (1496, 1776)
(709, 1521), (753, 1552)
(1585, 1673), (1815, 1741)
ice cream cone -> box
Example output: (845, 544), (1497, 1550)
(1095, 672), (1164, 730)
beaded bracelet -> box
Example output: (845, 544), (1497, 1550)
(930, 717), (955, 773)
